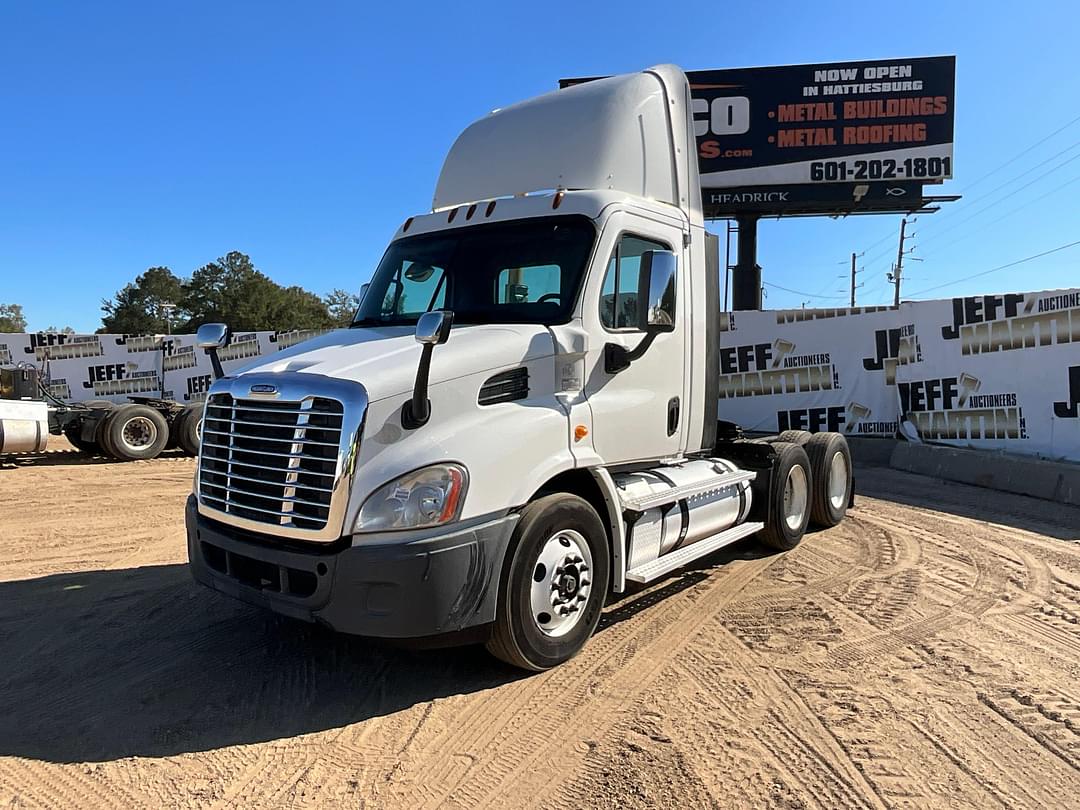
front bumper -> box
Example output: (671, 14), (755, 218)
(186, 496), (518, 638)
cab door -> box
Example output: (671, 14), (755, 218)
(581, 212), (688, 464)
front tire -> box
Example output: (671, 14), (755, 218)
(759, 441), (812, 551)
(486, 494), (610, 671)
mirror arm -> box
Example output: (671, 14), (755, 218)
(604, 328), (662, 374)
(401, 344), (436, 429)
(208, 349), (225, 381)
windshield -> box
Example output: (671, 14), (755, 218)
(353, 216), (595, 327)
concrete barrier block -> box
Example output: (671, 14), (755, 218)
(889, 442), (1080, 506)
(846, 437), (896, 467)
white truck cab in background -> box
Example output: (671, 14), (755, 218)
(186, 65), (853, 670)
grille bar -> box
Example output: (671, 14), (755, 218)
(199, 482), (334, 509)
(200, 468), (335, 493)
(201, 440), (335, 463)
(200, 493), (319, 521)
(201, 456), (336, 478)
(205, 404), (325, 416)
(202, 428), (340, 447)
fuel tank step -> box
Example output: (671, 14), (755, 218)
(624, 520), (764, 584)
(617, 469), (756, 512)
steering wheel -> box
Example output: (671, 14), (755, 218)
(536, 293), (562, 305)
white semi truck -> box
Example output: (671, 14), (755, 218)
(186, 65), (853, 670)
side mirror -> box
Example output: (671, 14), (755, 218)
(196, 323), (230, 349)
(636, 250), (677, 332)
(403, 310), (454, 428)
(358, 283), (370, 305)
(196, 323), (230, 380)
(604, 251), (677, 375)
(415, 310), (453, 346)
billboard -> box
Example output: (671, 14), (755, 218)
(689, 56), (955, 189)
(562, 56), (956, 216)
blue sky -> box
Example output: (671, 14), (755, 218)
(2, 1), (1077, 331)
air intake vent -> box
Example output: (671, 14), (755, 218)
(478, 367), (529, 406)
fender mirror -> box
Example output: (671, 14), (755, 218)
(415, 309), (453, 346)
(403, 310), (454, 428)
(196, 322), (230, 349)
(196, 323), (231, 380)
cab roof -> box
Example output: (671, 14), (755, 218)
(432, 65), (703, 227)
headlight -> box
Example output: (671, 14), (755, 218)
(354, 464), (468, 533)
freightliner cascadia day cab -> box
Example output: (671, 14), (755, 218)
(185, 65), (853, 671)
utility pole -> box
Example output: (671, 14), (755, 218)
(849, 252), (857, 307)
(891, 218), (908, 306)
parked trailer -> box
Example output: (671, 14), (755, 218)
(0, 364), (203, 460)
(185, 65), (854, 670)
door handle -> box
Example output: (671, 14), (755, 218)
(667, 397), (680, 436)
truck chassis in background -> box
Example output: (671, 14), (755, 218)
(0, 364), (203, 461)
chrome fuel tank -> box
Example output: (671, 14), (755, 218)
(615, 458), (753, 571)
(0, 400), (49, 454)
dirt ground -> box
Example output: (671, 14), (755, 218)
(2, 438), (1080, 809)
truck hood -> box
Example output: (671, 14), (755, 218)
(232, 324), (555, 402)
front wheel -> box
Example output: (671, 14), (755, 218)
(486, 494), (610, 671)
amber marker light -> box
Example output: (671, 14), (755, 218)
(574, 425), (589, 441)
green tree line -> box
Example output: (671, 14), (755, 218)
(99, 251), (360, 334)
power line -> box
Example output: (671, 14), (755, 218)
(907, 239), (1080, 297)
(919, 149), (1080, 248)
(915, 171), (1080, 258)
(960, 112), (1080, 193)
(953, 137), (1080, 211)
(857, 227), (900, 256)
(763, 281), (847, 300)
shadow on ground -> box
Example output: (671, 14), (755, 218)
(0, 540), (768, 764)
(855, 465), (1080, 542)
(1, 449), (191, 469)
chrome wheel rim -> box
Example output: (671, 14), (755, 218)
(120, 415), (157, 452)
(828, 451), (849, 510)
(783, 465), (809, 530)
(530, 529), (593, 638)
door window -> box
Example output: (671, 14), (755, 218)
(599, 235), (670, 330)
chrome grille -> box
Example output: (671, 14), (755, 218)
(199, 393), (344, 532)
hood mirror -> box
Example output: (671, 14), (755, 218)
(415, 309), (453, 346)
(196, 322), (230, 349)
(196, 322), (231, 380)
(403, 310), (454, 428)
